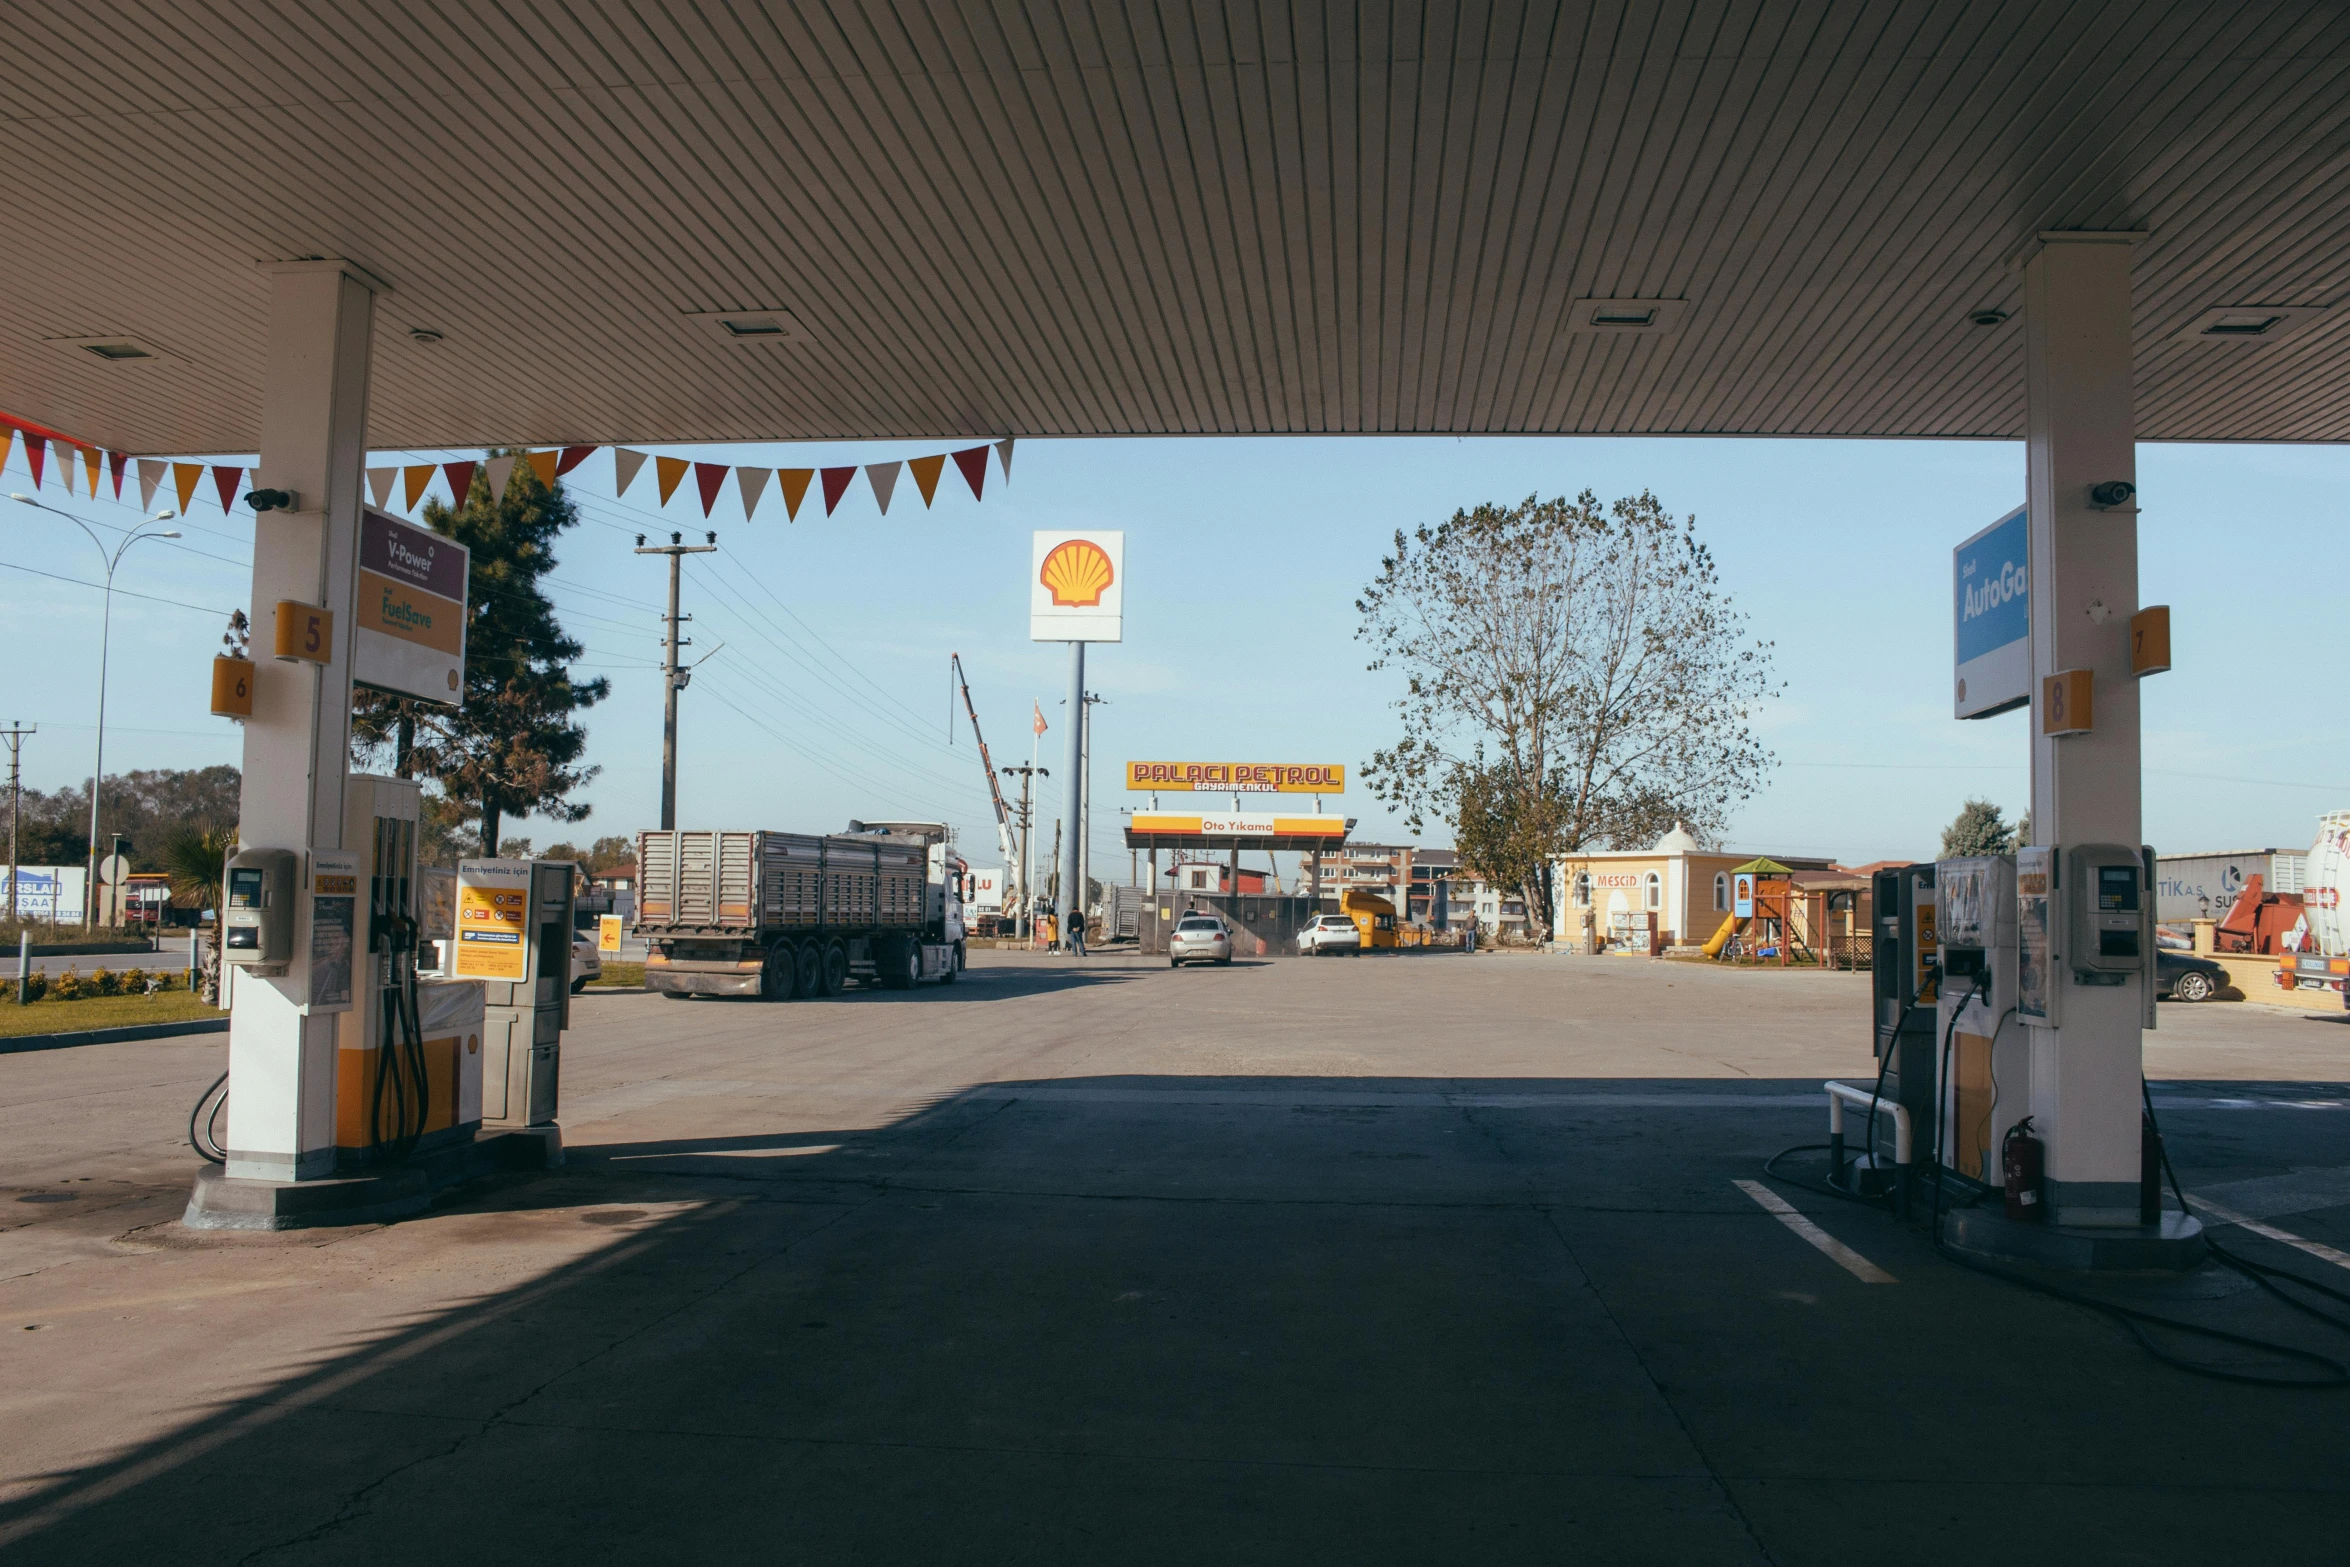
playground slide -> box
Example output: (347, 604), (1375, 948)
(1702, 913), (1744, 958)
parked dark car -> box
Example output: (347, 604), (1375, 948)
(2157, 949), (2227, 1003)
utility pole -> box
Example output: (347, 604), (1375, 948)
(1001, 764), (1045, 940)
(634, 530), (717, 830)
(2, 722), (31, 925)
(1079, 690), (1105, 916)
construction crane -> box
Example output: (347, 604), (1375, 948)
(951, 653), (1020, 889)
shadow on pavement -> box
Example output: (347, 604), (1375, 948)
(4, 1074), (2349, 1563)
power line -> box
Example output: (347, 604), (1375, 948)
(0, 558), (227, 615)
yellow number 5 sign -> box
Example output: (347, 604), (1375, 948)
(273, 600), (334, 665)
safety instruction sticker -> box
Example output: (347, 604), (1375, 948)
(453, 859), (532, 982)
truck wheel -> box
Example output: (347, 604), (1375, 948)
(761, 945), (797, 1001)
(794, 941), (822, 999)
(941, 942), (961, 984)
(819, 939), (849, 996)
(879, 939), (917, 990)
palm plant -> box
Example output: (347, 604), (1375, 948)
(161, 826), (234, 999)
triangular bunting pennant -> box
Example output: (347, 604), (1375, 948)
(693, 461), (728, 517)
(81, 446), (101, 495)
(820, 466), (856, 515)
(172, 461), (202, 513)
(556, 444), (596, 476)
(865, 461), (900, 515)
(995, 436), (1014, 478)
(442, 460), (478, 505)
(484, 454), (518, 498)
(108, 450), (127, 498)
(366, 467), (396, 508)
(403, 464), (435, 510)
(613, 448), (648, 496)
(778, 469), (813, 521)
(736, 466), (770, 520)
(59, 446), (77, 493)
(211, 465), (243, 513)
(951, 445), (988, 500)
(136, 458), (162, 511)
(525, 450), (558, 487)
(655, 455), (689, 506)
(23, 436), (46, 488)
(0, 427), (15, 480)
(907, 453), (945, 507)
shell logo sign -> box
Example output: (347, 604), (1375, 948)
(1039, 537), (1114, 607)
(1030, 530), (1124, 642)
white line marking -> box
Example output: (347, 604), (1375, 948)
(2192, 1197), (2350, 1274)
(1733, 1180), (1896, 1283)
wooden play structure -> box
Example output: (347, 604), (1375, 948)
(1702, 858), (1817, 964)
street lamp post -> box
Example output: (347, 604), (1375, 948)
(8, 495), (180, 927)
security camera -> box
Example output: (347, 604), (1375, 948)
(245, 488), (300, 513)
(2089, 480), (2135, 508)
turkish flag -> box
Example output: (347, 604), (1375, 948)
(1032, 703), (1047, 736)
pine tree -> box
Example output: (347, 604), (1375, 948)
(353, 455), (608, 854)
(1938, 798), (2018, 858)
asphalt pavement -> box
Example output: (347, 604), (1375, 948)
(2, 952), (2347, 1564)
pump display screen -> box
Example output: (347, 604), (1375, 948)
(2097, 865), (2138, 912)
(228, 867), (266, 909)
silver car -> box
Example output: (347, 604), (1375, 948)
(1168, 914), (1233, 968)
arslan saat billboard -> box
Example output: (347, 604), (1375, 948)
(1954, 505), (2030, 720)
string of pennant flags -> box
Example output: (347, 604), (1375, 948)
(1, 410), (1013, 521)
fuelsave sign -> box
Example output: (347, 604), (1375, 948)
(1953, 505), (2030, 719)
(1030, 529), (1124, 642)
(355, 509), (469, 706)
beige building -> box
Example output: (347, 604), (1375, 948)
(1553, 826), (1837, 950)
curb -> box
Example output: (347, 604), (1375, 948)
(0, 1017), (230, 1055)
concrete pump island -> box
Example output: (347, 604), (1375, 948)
(6, 5), (2350, 1564)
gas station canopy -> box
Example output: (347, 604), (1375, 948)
(1126, 812), (1352, 855)
(5, 2), (2347, 455)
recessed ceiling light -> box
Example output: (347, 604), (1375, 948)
(408, 327), (445, 344)
(2176, 305), (2328, 344)
(1968, 309), (2010, 327)
(1566, 298), (1687, 335)
(688, 309), (811, 347)
(48, 333), (171, 363)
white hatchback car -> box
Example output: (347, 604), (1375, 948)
(1167, 914), (1233, 967)
(1297, 913), (1362, 956)
(571, 933), (602, 993)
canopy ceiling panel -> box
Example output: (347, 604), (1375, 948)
(2, 0), (2345, 453)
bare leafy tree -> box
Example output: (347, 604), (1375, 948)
(1356, 490), (1779, 935)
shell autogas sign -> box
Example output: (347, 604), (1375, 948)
(1126, 761), (1345, 794)
(1030, 530), (1124, 642)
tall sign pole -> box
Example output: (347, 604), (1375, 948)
(1031, 531), (1125, 953)
(2, 722), (30, 923)
(635, 530), (717, 830)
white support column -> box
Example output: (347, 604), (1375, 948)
(2023, 233), (2144, 1227)
(222, 260), (383, 1183)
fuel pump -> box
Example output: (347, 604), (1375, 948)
(335, 776), (483, 1167)
(1866, 863), (1939, 1179)
(455, 857), (573, 1144)
(1935, 854), (2028, 1186)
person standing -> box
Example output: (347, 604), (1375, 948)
(1069, 908), (1087, 958)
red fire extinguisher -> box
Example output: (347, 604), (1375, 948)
(2002, 1117), (2046, 1221)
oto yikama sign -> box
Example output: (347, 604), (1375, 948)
(1126, 761), (1344, 794)
(356, 509), (470, 706)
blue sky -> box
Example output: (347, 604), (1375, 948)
(4, 432), (2345, 874)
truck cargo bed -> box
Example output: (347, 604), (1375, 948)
(637, 829), (927, 936)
